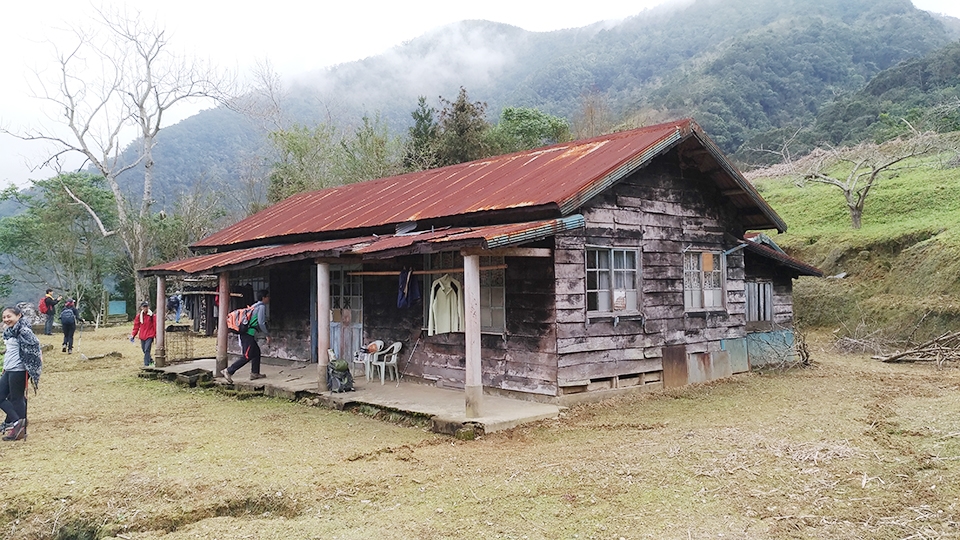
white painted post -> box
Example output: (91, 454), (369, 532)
(216, 273), (230, 375)
(317, 262), (331, 393)
(154, 277), (166, 367)
(463, 253), (482, 417)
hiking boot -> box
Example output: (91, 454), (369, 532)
(2, 419), (25, 441)
(249, 373), (266, 380)
(220, 369), (233, 383)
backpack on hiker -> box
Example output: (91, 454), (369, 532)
(225, 305), (256, 334)
(60, 309), (76, 325)
(38, 296), (49, 314)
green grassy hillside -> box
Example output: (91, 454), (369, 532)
(752, 136), (960, 339)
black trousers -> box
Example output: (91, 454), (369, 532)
(0, 370), (27, 423)
(227, 333), (261, 375)
(62, 321), (76, 349)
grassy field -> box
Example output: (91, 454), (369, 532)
(1, 324), (959, 539)
(751, 143), (960, 338)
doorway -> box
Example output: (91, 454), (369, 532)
(329, 265), (363, 363)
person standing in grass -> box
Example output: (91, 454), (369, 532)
(1, 306), (42, 442)
(60, 299), (80, 354)
(42, 289), (61, 335)
(130, 301), (157, 367)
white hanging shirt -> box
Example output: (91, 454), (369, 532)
(428, 274), (464, 336)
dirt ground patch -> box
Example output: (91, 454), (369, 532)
(1, 326), (959, 539)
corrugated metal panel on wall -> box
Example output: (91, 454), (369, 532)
(747, 330), (795, 368)
(722, 338), (750, 373)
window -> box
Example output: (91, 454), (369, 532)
(424, 252), (505, 333)
(746, 281), (773, 322)
(683, 251), (724, 311)
(586, 247), (639, 314)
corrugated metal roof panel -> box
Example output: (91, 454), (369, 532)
(743, 241), (823, 277)
(142, 237), (375, 275)
(193, 120), (706, 249)
(142, 218), (583, 276)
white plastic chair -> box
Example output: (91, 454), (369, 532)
(353, 340), (383, 381)
(370, 342), (402, 385)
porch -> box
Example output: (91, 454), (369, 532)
(144, 359), (563, 436)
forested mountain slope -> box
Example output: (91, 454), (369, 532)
(115, 0), (957, 205)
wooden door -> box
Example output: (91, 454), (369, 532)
(329, 265), (363, 362)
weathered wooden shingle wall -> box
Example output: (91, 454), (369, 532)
(554, 150), (749, 394)
(359, 256), (425, 376)
(361, 254), (559, 396)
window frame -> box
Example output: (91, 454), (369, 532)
(422, 252), (505, 334)
(683, 250), (726, 312)
(585, 245), (641, 318)
(745, 280), (773, 322)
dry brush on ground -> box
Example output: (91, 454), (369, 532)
(1, 326), (959, 539)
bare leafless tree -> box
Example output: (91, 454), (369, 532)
(227, 59), (289, 133)
(572, 91), (614, 139)
(2, 6), (233, 302)
(797, 130), (939, 229)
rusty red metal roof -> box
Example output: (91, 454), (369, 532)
(142, 217), (584, 276)
(193, 118), (785, 250)
(743, 239), (823, 277)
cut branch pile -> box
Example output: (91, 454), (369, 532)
(872, 331), (960, 366)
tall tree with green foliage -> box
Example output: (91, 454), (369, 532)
(149, 181), (230, 264)
(436, 87), (492, 167)
(337, 114), (403, 183)
(488, 107), (571, 153)
(0, 173), (120, 309)
(267, 123), (339, 203)
(403, 97), (440, 171)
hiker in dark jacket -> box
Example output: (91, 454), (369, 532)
(60, 299), (80, 354)
(42, 289), (61, 335)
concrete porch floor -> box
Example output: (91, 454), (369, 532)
(145, 359), (562, 435)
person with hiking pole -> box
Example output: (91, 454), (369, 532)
(60, 299), (80, 354)
(1, 306), (42, 441)
(130, 301), (157, 367)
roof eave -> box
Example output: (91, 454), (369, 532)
(690, 127), (788, 233)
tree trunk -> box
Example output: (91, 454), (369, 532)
(850, 205), (863, 229)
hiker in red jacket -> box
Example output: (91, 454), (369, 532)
(130, 302), (157, 366)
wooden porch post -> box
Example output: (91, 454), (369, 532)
(154, 277), (166, 367)
(463, 253), (482, 418)
(216, 273), (230, 375)
(317, 262), (331, 393)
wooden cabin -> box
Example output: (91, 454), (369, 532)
(142, 118), (820, 410)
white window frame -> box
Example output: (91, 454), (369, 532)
(683, 250), (725, 312)
(746, 280), (773, 322)
(586, 246), (640, 316)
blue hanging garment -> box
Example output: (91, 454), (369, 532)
(397, 269), (422, 308)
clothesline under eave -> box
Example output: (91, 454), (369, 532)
(347, 265), (507, 277)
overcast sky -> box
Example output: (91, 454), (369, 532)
(1, 0), (958, 189)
